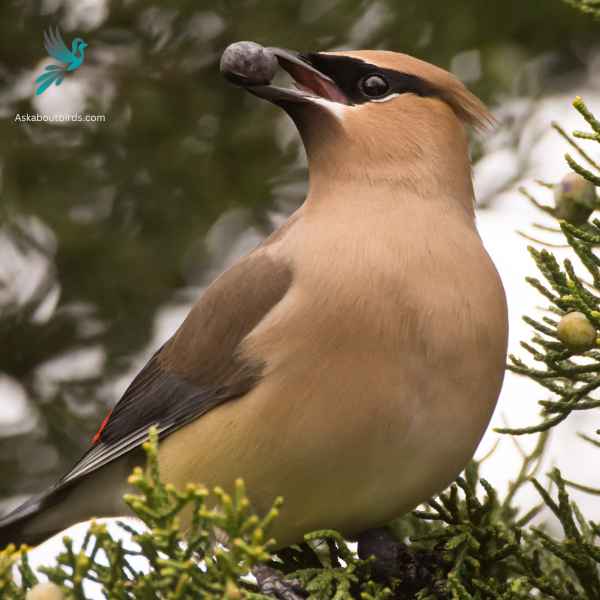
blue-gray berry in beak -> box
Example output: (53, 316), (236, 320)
(220, 41), (349, 106)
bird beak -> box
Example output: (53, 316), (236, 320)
(224, 46), (350, 106)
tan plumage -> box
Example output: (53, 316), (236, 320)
(0, 45), (507, 550)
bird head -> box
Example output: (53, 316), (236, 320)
(72, 38), (88, 55)
(221, 43), (492, 205)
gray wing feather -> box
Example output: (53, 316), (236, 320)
(44, 26), (73, 64)
(57, 251), (293, 487)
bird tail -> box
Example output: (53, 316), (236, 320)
(0, 487), (71, 549)
(0, 459), (131, 549)
(34, 65), (65, 96)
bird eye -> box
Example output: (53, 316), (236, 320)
(359, 74), (390, 98)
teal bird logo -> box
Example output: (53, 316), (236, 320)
(35, 26), (88, 96)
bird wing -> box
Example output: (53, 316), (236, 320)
(59, 249), (293, 486)
(43, 26), (74, 65)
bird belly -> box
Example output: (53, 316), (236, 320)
(158, 327), (500, 548)
(159, 222), (507, 547)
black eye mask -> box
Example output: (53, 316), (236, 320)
(299, 52), (437, 105)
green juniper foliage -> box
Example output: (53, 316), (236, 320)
(1, 428), (284, 600)
(1, 427), (597, 599)
(498, 96), (600, 438)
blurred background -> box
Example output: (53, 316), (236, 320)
(1, 0), (600, 533)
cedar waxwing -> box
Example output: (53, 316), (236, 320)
(0, 43), (508, 550)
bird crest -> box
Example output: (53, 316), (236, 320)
(34, 26), (88, 96)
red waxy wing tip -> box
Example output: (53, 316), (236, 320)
(91, 409), (113, 445)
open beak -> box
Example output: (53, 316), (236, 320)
(221, 44), (349, 106)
